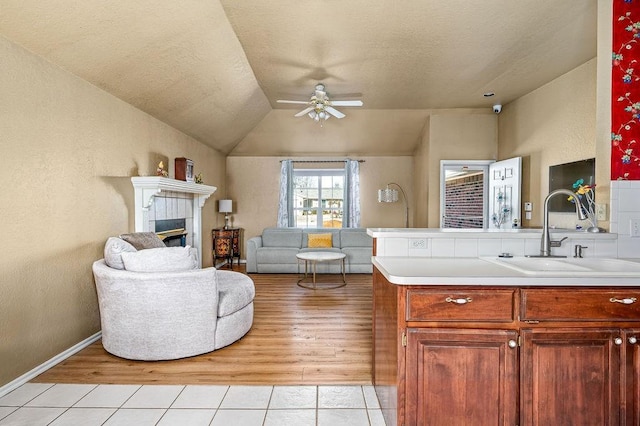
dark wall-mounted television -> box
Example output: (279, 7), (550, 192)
(548, 158), (595, 213)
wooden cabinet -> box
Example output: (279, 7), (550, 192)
(406, 328), (518, 425)
(372, 268), (640, 426)
(520, 328), (621, 425)
(406, 289), (515, 322)
(212, 228), (241, 268)
(622, 329), (640, 424)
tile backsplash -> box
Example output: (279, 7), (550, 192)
(611, 180), (640, 258)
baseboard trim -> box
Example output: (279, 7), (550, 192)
(0, 331), (101, 398)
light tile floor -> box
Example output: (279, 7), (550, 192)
(0, 383), (386, 426)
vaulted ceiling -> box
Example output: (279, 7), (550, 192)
(0, 1), (597, 156)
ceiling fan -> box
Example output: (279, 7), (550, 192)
(277, 83), (363, 123)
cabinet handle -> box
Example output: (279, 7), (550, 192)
(614, 337), (623, 345)
(609, 297), (637, 305)
(445, 297), (472, 305)
(629, 336), (638, 345)
(508, 339), (517, 348)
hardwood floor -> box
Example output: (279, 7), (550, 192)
(33, 268), (373, 385)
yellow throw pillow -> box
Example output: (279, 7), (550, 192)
(307, 233), (333, 248)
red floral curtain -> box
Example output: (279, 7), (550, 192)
(612, 0), (640, 180)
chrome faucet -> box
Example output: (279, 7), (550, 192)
(529, 189), (587, 258)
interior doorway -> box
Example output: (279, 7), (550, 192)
(440, 161), (491, 229)
(440, 158), (522, 229)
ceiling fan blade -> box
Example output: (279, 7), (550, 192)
(277, 100), (310, 105)
(331, 100), (363, 107)
(294, 107), (314, 117)
(325, 106), (345, 119)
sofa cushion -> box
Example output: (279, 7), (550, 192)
(340, 228), (373, 247)
(342, 247), (373, 264)
(262, 228), (303, 248)
(302, 229), (340, 248)
(104, 237), (138, 270)
(120, 246), (197, 272)
(216, 271), (255, 317)
(119, 232), (166, 250)
(256, 247), (300, 264)
(299, 247), (342, 254)
(307, 233), (333, 248)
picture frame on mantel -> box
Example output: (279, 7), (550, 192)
(175, 157), (194, 182)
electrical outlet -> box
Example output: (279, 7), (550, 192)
(631, 219), (640, 237)
(524, 202), (532, 212)
(595, 203), (607, 221)
(410, 238), (427, 249)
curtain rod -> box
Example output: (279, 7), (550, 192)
(279, 159), (365, 163)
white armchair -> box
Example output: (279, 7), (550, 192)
(92, 258), (254, 361)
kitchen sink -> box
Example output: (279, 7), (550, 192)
(480, 256), (640, 277)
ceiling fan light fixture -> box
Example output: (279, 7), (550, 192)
(279, 83), (362, 124)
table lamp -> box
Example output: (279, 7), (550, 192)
(219, 199), (233, 229)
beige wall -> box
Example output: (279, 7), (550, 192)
(226, 156), (415, 248)
(411, 111), (498, 227)
(0, 37), (226, 386)
(595, 0), (612, 227)
(412, 118), (431, 227)
(498, 59), (597, 228)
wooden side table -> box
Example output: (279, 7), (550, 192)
(212, 228), (242, 268)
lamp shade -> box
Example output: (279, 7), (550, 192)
(378, 188), (399, 203)
(219, 199), (233, 213)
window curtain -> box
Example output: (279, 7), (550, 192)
(277, 160), (293, 227)
(344, 159), (361, 228)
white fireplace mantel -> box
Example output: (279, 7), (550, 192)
(131, 176), (217, 267)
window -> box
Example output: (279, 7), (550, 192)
(292, 170), (344, 228)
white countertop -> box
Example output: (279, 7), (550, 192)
(367, 228), (617, 239)
(373, 256), (640, 287)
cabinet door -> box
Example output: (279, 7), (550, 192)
(623, 329), (640, 426)
(521, 328), (621, 426)
(406, 328), (518, 426)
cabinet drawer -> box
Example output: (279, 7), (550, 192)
(521, 289), (640, 321)
(406, 289), (515, 322)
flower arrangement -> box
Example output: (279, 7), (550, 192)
(568, 178), (598, 231)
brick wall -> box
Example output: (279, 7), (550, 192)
(443, 174), (484, 228)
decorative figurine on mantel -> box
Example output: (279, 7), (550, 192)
(156, 161), (168, 177)
(195, 173), (203, 184)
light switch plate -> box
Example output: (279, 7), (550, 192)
(524, 202), (532, 212)
(631, 219), (640, 237)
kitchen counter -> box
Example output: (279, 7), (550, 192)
(373, 256), (640, 286)
(371, 255), (640, 425)
(366, 227), (618, 239)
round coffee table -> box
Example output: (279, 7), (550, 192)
(296, 251), (347, 289)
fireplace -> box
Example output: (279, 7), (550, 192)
(155, 218), (187, 247)
(131, 177), (217, 267)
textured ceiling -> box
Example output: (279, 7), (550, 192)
(0, 1), (597, 155)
